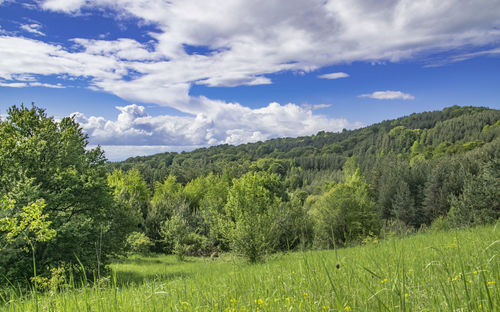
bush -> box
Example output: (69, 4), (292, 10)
(161, 215), (189, 260)
(126, 232), (153, 255)
(311, 168), (380, 247)
(222, 172), (284, 262)
(428, 216), (451, 232)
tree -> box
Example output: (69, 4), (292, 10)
(391, 181), (415, 226)
(108, 169), (150, 220)
(0, 104), (118, 281)
(311, 167), (379, 247)
(145, 175), (184, 252)
(1, 196), (56, 287)
(222, 172), (284, 262)
(107, 169), (147, 252)
(448, 160), (500, 226)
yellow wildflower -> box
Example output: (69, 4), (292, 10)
(344, 306), (351, 311)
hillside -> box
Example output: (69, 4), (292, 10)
(105, 105), (500, 256)
(111, 105), (500, 186)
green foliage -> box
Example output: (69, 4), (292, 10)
(2, 104), (499, 283)
(161, 215), (189, 261)
(311, 167), (379, 247)
(107, 169), (147, 252)
(197, 174), (230, 250)
(0, 196), (56, 249)
(428, 216), (451, 232)
(448, 161), (500, 227)
(108, 169), (150, 219)
(30, 266), (66, 292)
(0, 104), (116, 282)
(222, 172), (284, 262)
(145, 175), (184, 252)
(125, 232), (154, 255)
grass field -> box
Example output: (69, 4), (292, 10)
(1, 225), (498, 311)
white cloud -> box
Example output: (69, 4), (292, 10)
(426, 47), (500, 67)
(88, 145), (202, 161)
(0, 81), (28, 87)
(20, 24), (45, 36)
(74, 100), (358, 148)
(0, 79), (64, 89)
(30, 82), (64, 88)
(41, 0), (86, 13)
(0, 0), (499, 154)
(301, 103), (331, 110)
(318, 72), (349, 79)
(358, 90), (415, 100)
(0, 0), (499, 115)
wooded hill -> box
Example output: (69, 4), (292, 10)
(112, 105), (500, 187)
(1, 104), (498, 282)
(108, 105), (499, 255)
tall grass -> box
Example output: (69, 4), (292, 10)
(1, 225), (498, 311)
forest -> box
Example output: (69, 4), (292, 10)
(1, 104), (499, 284)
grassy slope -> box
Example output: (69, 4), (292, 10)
(2, 225), (499, 311)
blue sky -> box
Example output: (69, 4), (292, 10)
(1, 0), (499, 160)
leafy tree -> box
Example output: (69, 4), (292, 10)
(108, 169), (150, 220)
(0, 104), (118, 281)
(145, 175), (185, 252)
(196, 174), (230, 250)
(125, 232), (154, 255)
(222, 172), (284, 262)
(311, 168), (379, 247)
(161, 215), (189, 260)
(107, 169), (147, 253)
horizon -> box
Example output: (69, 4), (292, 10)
(1, 0), (499, 160)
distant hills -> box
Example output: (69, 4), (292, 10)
(111, 105), (500, 186)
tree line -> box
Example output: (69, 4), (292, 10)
(1, 104), (498, 285)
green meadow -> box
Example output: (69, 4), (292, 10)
(1, 225), (498, 311)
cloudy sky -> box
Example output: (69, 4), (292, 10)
(1, 0), (499, 160)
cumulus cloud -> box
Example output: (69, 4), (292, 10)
(73, 100), (357, 147)
(41, 0), (86, 13)
(0, 0), (498, 111)
(318, 72), (349, 79)
(1, 0), (499, 155)
(20, 24), (45, 36)
(358, 90), (415, 100)
(90, 145), (202, 162)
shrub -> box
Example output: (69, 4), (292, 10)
(126, 232), (153, 255)
(222, 172), (284, 262)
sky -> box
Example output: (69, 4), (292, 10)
(0, 0), (499, 161)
